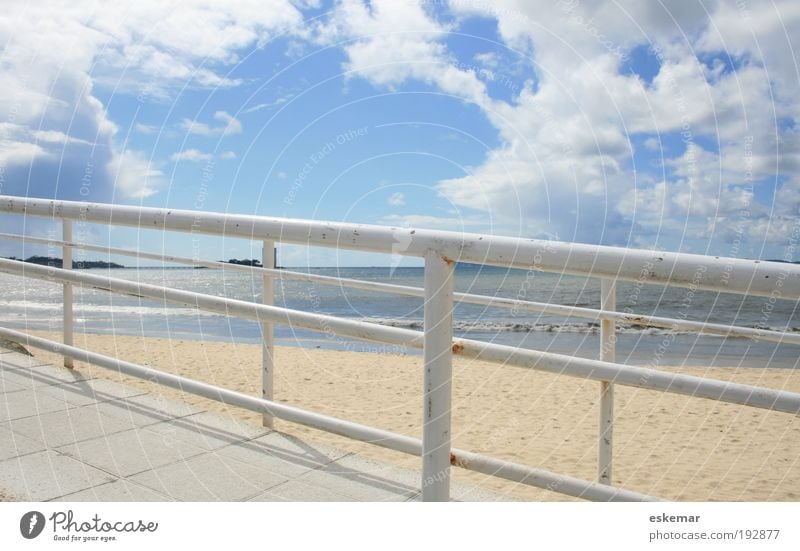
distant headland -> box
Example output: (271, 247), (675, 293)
(2, 256), (277, 269)
(4, 255), (125, 269)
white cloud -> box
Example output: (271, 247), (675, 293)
(244, 95), (292, 113)
(180, 111), (242, 137)
(214, 111), (242, 135)
(0, 0), (300, 201)
(220, 151), (237, 160)
(81, 0), (304, 96)
(170, 149), (214, 163)
(643, 137), (661, 151)
(313, 0), (491, 107)
(0, 141), (52, 167)
(387, 192), (406, 206)
(403, 0), (800, 249)
(134, 123), (157, 135)
(108, 150), (164, 199)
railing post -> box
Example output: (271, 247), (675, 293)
(421, 250), (454, 501)
(261, 240), (275, 428)
(62, 219), (74, 369)
(598, 278), (616, 484)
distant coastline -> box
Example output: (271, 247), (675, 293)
(1, 256), (279, 270)
(4, 255), (126, 269)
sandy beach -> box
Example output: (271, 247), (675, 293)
(23, 330), (800, 501)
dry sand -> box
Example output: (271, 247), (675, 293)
(28, 330), (800, 501)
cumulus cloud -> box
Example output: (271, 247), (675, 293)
(387, 192), (406, 206)
(170, 149), (214, 163)
(313, 0), (491, 107)
(0, 0), (300, 203)
(180, 111), (243, 137)
(399, 0), (798, 250)
(108, 150), (164, 199)
(134, 123), (158, 135)
(3, 0), (798, 258)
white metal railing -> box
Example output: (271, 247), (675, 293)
(3, 232), (795, 346)
(1, 195), (799, 502)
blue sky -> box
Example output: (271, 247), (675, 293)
(1, 0), (799, 266)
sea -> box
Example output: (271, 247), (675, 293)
(1, 265), (798, 368)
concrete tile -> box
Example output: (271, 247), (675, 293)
(298, 455), (419, 502)
(0, 450), (115, 501)
(213, 431), (347, 478)
(0, 354), (51, 370)
(0, 355), (505, 502)
(144, 411), (271, 451)
(325, 454), (420, 486)
(51, 479), (173, 502)
(38, 378), (147, 407)
(0, 363), (90, 391)
(89, 393), (203, 428)
(0, 378), (27, 394)
(129, 452), (287, 501)
(250, 479), (357, 502)
(0, 425), (47, 461)
(8, 405), (139, 449)
(56, 428), (207, 477)
(0, 389), (73, 423)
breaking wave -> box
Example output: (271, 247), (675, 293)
(363, 317), (800, 336)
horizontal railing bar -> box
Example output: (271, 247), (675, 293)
(0, 327), (658, 502)
(0, 257), (424, 348)
(3, 195), (799, 298)
(3, 232), (797, 346)
(453, 338), (800, 415)
(3, 258), (800, 416)
(0, 232), (426, 298)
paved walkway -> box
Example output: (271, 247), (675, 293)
(0, 348), (505, 502)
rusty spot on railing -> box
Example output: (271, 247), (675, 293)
(452, 341), (464, 354)
(450, 452), (465, 467)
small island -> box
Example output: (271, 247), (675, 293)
(221, 258), (263, 266)
(4, 255), (126, 269)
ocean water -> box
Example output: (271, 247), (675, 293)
(1, 265), (798, 368)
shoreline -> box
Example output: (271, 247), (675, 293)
(13, 330), (800, 501)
